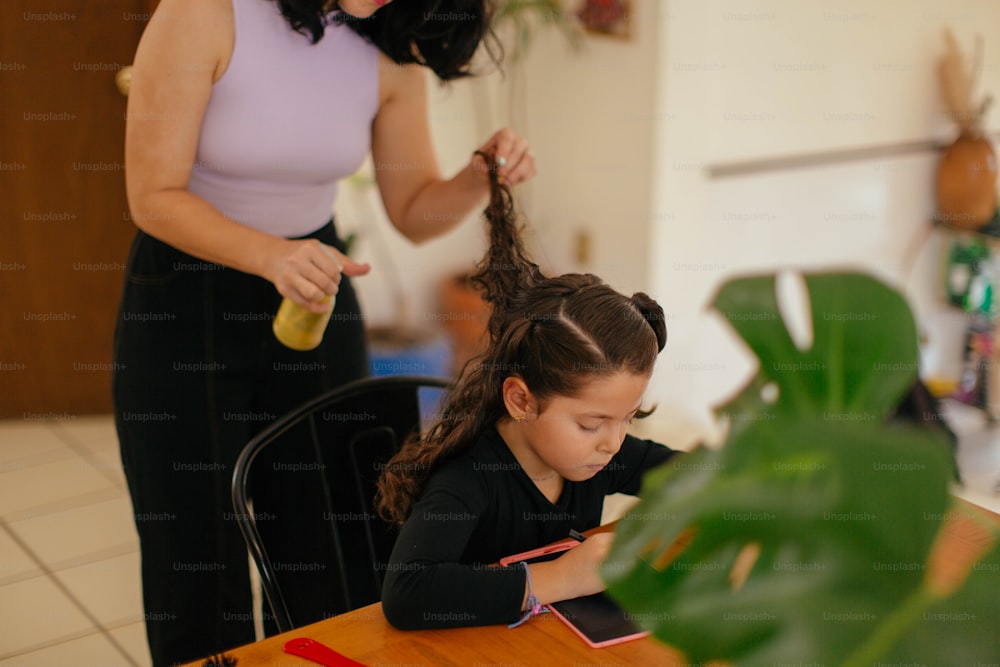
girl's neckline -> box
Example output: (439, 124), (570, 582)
(489, 424), (568, 504)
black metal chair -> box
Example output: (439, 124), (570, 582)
(231, 375), (451, 634)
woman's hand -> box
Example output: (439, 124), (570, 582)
(265, 239), (371, 312)
(472, 127), (537, 186)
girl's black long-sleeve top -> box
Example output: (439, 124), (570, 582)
(381, 427), (677, 630)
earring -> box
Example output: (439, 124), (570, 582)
(513, 415), (525, 422)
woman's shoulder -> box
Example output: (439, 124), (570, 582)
(141, 0), (234, 83)
(377, 51), (427, 107)
(152, 0), (233, 30)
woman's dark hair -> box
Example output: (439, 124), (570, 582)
(376, 152), (667, 524)
(274, 0), (500, 81)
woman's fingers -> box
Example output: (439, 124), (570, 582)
(474, 127), (538, 186)
(273, 240), (369, 310)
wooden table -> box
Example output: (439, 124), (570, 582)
(184, 500), (998, 667)
(190, 601), (684, 666)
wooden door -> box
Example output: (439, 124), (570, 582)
(0, 1), (157, 418)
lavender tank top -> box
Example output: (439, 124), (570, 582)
(188, 0), (379, 237)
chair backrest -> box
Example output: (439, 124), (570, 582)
(231, 375), (451, 633)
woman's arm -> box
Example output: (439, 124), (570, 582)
(124, 0), (367, 311)
(371, 56), (536, 244)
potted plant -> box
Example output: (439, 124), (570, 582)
(493, 0), (583, 63)
(604, 271), (1000, 665)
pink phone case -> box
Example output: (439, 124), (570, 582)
(500, 541), (650, 648)
(498, 540), (577, 567)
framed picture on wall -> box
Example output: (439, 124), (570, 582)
(574, 0), (631, 40)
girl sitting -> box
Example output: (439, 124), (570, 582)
(377, 154), (678, 630)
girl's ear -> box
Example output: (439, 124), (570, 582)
(501, 376), (537, 420)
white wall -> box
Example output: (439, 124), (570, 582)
(338, 0), (1000, 449)
(517, 1), (660, 291)
(645, 0), (1000, 445)
(337, 5), (661, 331)
(333, 77), (486, 331)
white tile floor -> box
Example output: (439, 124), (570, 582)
(0, 404), (998, 667)
(0, 416), (151, 667)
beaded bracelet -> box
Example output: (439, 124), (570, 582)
(508, 560), (543, 628)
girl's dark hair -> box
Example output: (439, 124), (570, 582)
(274, 0), (500, 81)
(376, 153), (668, 524)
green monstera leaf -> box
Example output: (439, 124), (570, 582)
(713, 272), (920, 433)
(603, 271), (1000, 665)
(874, 534), (1000, 666)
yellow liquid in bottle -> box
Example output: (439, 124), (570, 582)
(272, 296), (334, 351)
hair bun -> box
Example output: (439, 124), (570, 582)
(631, 292), (667, 351)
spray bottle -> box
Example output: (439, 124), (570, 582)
(272, 295), (334, 351)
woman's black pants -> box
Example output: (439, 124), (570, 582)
(112, 222), (367, 666)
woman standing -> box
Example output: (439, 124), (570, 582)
(114, 0), (535, 664)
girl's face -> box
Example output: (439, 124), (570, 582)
(518, 371), (650, 482)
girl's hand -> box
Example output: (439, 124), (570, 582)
(554, 532), (614, 598)
(471, 127), (537, 186)
(266, 239), (371, 312)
